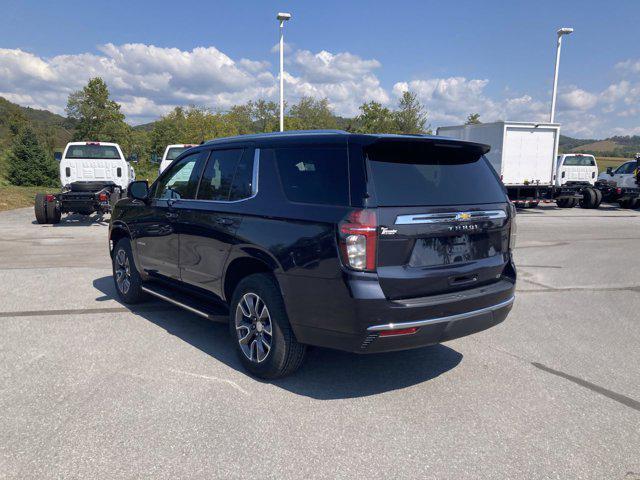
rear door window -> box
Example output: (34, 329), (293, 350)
(365, 141), (506, 206)
(273, 147), (349, 205)
(65, 145), (121, 159)
(562, 155), (595, 166)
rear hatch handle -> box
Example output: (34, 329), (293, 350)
(449, 274), (478, 287)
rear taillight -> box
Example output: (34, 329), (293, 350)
(509, 203), (517, 250)
(45, 194), (55, 202)
(98, 192), (109, 202)
(339, 209), (377, 271)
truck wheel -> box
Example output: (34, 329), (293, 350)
(46, 201), (61, 224)
(229, 273), (306, 379)
(579, 188), (596, 209)
(593, 189), (603, 208)
(112, 238), (146, 304)
(618, 199), (632, 209)
(630, 198), (640, 209)
(557, 198), (575, 208)
(34, 194), (48, 224)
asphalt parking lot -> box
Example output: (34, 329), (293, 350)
(1, 205), (639, 479)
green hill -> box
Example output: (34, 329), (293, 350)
(0, 97), (75, 151)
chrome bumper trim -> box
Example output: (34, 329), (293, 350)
(367, 296), (515, 332)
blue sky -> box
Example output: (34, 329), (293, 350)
(1, 0), (639, 137)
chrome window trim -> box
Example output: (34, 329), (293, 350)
(395, 209), (507, 225)
(367, 296), (515, 332)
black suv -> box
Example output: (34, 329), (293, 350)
(109, 131), (516, 378)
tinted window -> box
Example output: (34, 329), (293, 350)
(197, 149), (244, 201)
(65, 145), (121, 159)
(154, 152), (203, 200)
(562, 155), (595, 166)
(273, 147), (349, 205)
(616, 162), (636, 174)
(365, 142), (506, 206)
(229, 151), (255, 201)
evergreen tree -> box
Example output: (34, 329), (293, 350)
(7, 126), (58, 186)
(394, 91), (428, 134)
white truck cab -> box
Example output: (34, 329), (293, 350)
(555, 154), (598, 187)
(60, 142), (134, 190)
(159, 144), (197, 174)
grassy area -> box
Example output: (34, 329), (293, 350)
(596, 156), (631, 173)
(0, 184), (54, 212)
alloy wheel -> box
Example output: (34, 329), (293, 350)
(115, 249), (131, 295)
(235, 292), (273, 363)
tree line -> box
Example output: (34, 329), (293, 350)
(4, 77), (482, 186)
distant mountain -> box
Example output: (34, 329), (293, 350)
(560, 134), (640, 158)
(0, 97), (75, 150)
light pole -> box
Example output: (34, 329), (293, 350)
(277, 12), (292, 132)
(549, 27), (573, 123)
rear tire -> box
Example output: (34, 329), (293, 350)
(593, 189), (603, 208)
(229, 273), (306, 379)
(619, 199), (632, 209)
(112, 238), (146, 304)
(46, 201), (61, 224)
(34, 194), (48, 224)
(556, 198), (575, 208)
(579, 188), (596, 209)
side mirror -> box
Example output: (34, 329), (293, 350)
(128, 181), (149, 202)
(606, 167), (613, 175)
(54, 152), (62, 162)
(127, 154), (139, 163)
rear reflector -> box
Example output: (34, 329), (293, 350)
(45, 194), (55, 202)
(379, 327), (419, 337)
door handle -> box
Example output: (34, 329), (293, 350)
(216, 217), (234, 226)
(165, 212), (179, 219)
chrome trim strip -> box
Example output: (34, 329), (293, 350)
(395, 210), (507, 225)
(141, 286), (226, 322)
(367, 296), (515, 332)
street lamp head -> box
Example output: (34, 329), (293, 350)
(557, 27), (574, 36)
(277, 12), (292, 22)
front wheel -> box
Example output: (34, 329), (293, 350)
(112, 238), (146, 304)
(34, 193), (48, 224)
(229, 273), (306, 379)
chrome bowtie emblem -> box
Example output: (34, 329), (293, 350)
(455, 212), (472, 221)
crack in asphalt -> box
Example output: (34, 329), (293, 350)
(531, 362), (640, 412)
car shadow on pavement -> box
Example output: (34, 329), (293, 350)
(93, 275), (463, 399)
(31, 213), (110, 226)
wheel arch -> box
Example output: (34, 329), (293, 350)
(223, 249), (283, 303)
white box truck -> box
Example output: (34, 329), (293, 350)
(437, 121), (602, 208)
(437, 121), (558, 202)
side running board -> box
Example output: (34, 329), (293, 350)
(141, 285), (228, 323)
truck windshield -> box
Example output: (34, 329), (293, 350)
(365, 141), (506, 206)
(65, 145), (122, 159)
(166, 147), (189, 161)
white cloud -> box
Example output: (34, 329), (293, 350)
(559, 87), (598, 111)
(0, 44), (638, 137)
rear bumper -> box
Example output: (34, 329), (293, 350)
(284, 266), (516, 354)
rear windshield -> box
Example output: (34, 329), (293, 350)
(65, 145), (122, 160)
(562, 155), (595, 166)
(166, 147), (189, 161)
(365, 141), (506, 206)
